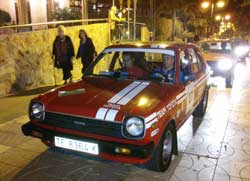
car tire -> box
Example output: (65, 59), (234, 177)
(226, 75), (233, 88)
(146, 123), (175, 172)
(192, 86), (209, 118)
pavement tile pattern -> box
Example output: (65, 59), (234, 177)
(0, 62), (250, 181)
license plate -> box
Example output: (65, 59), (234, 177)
(54, 136), (99, 155)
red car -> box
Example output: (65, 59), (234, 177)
(22, 42), (210, 172)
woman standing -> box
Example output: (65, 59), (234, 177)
(76, 29), (97, 77)
(52, 25), (75, 84)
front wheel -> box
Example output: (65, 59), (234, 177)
(146, 124), (175, 172)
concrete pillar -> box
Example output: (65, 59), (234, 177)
(29, 0), (47, 29)
(47, 0), (55, 15)
(81, 0), (88, 19)
(16, 0), (29, 24)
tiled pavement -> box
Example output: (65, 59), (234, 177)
(0, 62), (250, 181)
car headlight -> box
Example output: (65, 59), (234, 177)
(122, 117), (145, 139)
(218, 58), (233, 71)
(234, 46), (250, 57)
(29, 102), (45, 121)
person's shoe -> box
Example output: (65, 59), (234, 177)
(69, 76), (73, 83)
(64, 80), (67, 85)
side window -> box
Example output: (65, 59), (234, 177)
(187, 48), (202, 74)
(195, 49), (204, 71)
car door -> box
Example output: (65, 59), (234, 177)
(176, 49), (195, 123)
(188, 47), (207, 108)
(176, 47), (208, 124)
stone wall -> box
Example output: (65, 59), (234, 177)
(0, 23), (110, 96)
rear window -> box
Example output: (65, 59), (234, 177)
(199, 41), (232, 54)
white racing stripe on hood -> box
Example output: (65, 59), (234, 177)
(108, 81), (141, 104)
(96, 81), (149, 122)
(95, 108), (119, 121)
(105, 109), (119, 121)
(117, 82), (150, 105)
(95, 108), (109, 120)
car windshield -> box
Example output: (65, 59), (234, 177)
(85, 48), (176, 83)
(199, 41), (232, 54)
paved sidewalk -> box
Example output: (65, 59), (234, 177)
(0, 86), (57, 123)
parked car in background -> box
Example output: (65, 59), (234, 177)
(198, 39), (236, 87)
(22, 42), (210, 172)
(232, 39), (250, 62)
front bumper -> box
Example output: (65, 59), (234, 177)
(22, 122), (154, 164)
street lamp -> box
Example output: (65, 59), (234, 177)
(133, 0), (137, 40)
(215, 15), (222, 21)
(225, 14), (231, 20)
(201, 1), (225, 21)
(216, 1), (225, 8)
(201, 0), (225, 35)
(201, 1), (210, 9)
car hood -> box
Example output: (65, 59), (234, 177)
(202, 52), (233, 62)
(37, 77), (182, 123)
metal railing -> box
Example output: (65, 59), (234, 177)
(0, 18), (108, 33)
(0, 18), (109, 29)
(0, 18), (147, 41)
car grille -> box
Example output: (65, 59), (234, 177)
(43, 112), (123, 139)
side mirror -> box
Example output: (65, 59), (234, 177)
(184, 74), (196, 83)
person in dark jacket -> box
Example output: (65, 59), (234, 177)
(52, 25), (75, 84)
(76, 29), (97, 76)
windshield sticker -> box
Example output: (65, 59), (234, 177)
(58, 88), (85, 97)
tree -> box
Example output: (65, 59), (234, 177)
(155, 0), (187, 40)
(0, 9), (11, 25)
(233, 8), (250, 36)
(179, 3), (208, 36)
(48, 8), (81, 21)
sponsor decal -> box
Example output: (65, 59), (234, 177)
(144, 73), (208, 131)
(151, 128), (159, 137)
(103, 103), (121, 110)
(157, 107), (167, 119)
(145, 112), (158, 130)
(146, 118), (158, 129)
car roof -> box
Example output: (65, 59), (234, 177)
(105, 41), (196, 50)
(199, 39), (231, 43)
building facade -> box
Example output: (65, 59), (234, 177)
(0, 0), (73, 25)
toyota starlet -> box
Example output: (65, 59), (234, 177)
(22, 42), (210, 172)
